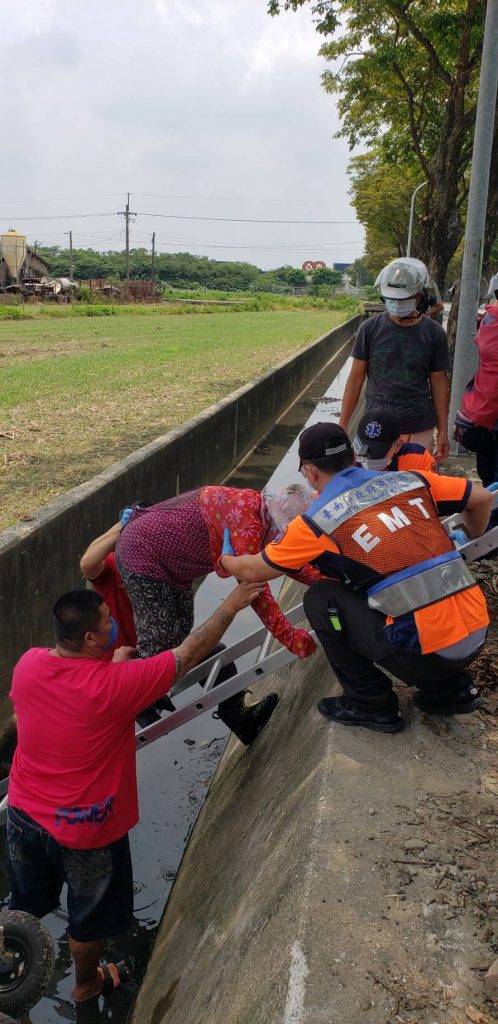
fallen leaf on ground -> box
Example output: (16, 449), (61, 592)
(465, 1005), (489, 1023)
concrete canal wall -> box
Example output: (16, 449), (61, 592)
(0, 314), (361, 742)
(133, 612), (495, 1024)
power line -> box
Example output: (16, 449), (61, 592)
(3, 210), (359, 226)
(151, 239), (363, 252)
(0, 212), (116, 221)
(138, 212), (359, 225)
(0, 193), (123, 204)
(134, 192), (354, 205)
(0, 189), (354, 206)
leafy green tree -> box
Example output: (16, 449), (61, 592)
(311, 267), (342, 286)
(348, 148), (420, 273)
(37, 246), (313, 293)
(274, 265), (308, 288)
(269, 1), (494, 290)
(349, 257), (374, 285)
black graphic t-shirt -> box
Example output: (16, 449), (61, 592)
(352, 312), (449, 432)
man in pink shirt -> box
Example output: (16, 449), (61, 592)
(7, 581), (262, 1004)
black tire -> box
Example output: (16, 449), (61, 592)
(0, 911), (55, 1016)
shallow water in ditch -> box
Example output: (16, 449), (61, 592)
(0, 355), (351, 1023)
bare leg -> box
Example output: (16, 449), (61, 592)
(69, 937), (108, 1001)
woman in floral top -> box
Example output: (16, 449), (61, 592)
(116, 483), (317, 744)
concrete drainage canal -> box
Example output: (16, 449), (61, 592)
(0, 353), (353, 1023)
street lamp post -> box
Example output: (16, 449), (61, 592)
(406, 181), (428, 257)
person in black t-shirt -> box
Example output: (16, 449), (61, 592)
(340, 258), (449, 462)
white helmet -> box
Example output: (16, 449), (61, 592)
(375, 257), (429, 299)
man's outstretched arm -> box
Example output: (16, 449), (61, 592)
(171, 581), (265, 679)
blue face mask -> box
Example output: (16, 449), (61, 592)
(384, 297), (417, 317)
(95, 616), (119, 651)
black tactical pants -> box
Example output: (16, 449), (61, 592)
(304, 580), (480, 713)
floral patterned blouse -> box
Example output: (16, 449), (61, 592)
(117, 486), (318, 657)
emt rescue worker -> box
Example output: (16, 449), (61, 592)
(115, 484), (318, 745)
(339, 258), (450, 461)
(6, 582), (263, 1004)
(353, 409), (436, 473)
(220, 423), (492, 734)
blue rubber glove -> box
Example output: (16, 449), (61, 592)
(449, 527), (468, 548)
(120, 507), (134, 528)
(222, 526), (234, 557)
(486, 481), (498, 492)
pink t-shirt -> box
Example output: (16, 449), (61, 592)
(9, 648), (176, 849)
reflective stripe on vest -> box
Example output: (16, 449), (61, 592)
(309, 471), (425, 536)
(366, 550), (476, 617)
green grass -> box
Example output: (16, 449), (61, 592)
(0, 292), (360, 319)
(0, 307), (353, 528)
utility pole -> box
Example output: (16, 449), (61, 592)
(406, 181), (427, 257)
(118, 193), (137, 289)
(449, 0), (498, 442)
(69, 230), (74, 281)
(151, 231), (156, 291)
(125, 193), (130, 283)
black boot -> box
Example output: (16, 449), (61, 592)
(414, 682), (482, 715)
(136, 694), (175, 730)
(317, 695), (404, 733)
(216, 692), (279, 746)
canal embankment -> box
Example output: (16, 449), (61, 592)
(133, 605), (497, 1024)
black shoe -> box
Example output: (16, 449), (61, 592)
(136, 694), (175, 729)
(414, 684), (483, 715)
(136, 704), (162, 729)
(317, 696), (404, 734)
(216, 693), (279, 746)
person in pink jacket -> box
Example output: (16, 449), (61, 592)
(454, 301), (498, 487)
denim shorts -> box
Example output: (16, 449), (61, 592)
(6, 806), (133, 943)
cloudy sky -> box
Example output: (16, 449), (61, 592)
(0, 0), (364, 269)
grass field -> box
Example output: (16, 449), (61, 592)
(0, 304), (355, 529)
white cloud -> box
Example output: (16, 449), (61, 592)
(0, 0), (363, 268)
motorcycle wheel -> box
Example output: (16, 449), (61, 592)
(0, 911), (54, 1016)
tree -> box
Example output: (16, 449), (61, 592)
(349, 258), (374, 285)
(348, 148), (420, 272)
(311, 266), (342, 286)
(269, 1), (489, 290)
(36, 245), (313, 293)
(274, 265), (308, 288)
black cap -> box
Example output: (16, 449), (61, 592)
(353, 410), (401, 458)
(298, 422), (352, 468)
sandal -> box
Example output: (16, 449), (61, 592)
(99, 956), (135, 996)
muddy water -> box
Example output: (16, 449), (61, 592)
(0, 356), (350, 1023)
